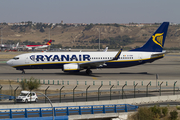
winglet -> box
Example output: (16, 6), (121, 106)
(112, 49), (122, 60)
(103, 47), (108, 52)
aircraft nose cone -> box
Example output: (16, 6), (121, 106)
(6, 60), (12, 66)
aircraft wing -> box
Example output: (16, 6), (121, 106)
(79, 49), (122, 69)
(79, 60), (108, 68)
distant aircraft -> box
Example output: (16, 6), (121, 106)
(7, 22), (169, 75)
(0, 44), (8, 49)
(0, 42), (20, 51)
(10, 42), (19, 50)
(24, 40), (52, 50)
(0, 44), (13, 51)
(0, 44), (6, 47)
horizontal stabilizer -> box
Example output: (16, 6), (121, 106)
(151, 50), (166, 58)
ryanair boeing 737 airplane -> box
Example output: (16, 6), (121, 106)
(7, 22), (169, 75)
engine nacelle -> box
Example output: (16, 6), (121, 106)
(63, 63), (80, 72)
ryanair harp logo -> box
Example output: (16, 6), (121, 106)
(152, 33), (164, 47)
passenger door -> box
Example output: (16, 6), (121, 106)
(30, 92), (36, 101)
(25, 56), (29, 64)
(138, 53), (142, 63)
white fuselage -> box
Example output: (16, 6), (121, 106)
(6, 51), (164, 71)
(25, 45), (49, 50)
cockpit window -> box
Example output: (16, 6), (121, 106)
(13, 57), (19, 60)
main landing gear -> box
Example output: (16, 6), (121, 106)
(86, 69), (92, 75)
(21, 69), (25, 74)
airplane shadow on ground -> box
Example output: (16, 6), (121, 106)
(55, 72), (100, 77)
(119, 72), (154, 75)
(55, 71), (154, 77)
(1, 71), (154, 78)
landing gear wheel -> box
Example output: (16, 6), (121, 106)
(22, 70), (25, 74)
(86, 69), (92, 75)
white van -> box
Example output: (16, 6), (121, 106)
(16, 91), (38, 103)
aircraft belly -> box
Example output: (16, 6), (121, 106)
(15, 63), (63, 70)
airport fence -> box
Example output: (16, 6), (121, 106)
(0, 79), (180, 103)
(16, 78), (178, 87)
(0, 104), (138, 119)
(0, 94), (14, 100)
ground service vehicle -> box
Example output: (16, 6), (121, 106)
(16, 91), (38, 103)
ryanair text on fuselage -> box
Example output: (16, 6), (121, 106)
(30, 54), (91, 62)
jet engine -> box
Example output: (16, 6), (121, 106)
(63, 63), (80, 72)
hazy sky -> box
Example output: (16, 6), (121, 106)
(0, 0), (180, 24)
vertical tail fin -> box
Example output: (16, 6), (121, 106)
(16, 42), (19, 48)
(46, 40), (52, 45)
(130, 22), (169, 52)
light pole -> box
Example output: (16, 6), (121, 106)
(98, 28), (100, 51)
(48, 27), (51, 51)
(1, 27), (2, 46)
(36, 91), (54, 120)
(49, 28), (50, 40)
(45, 86), (50, 103)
